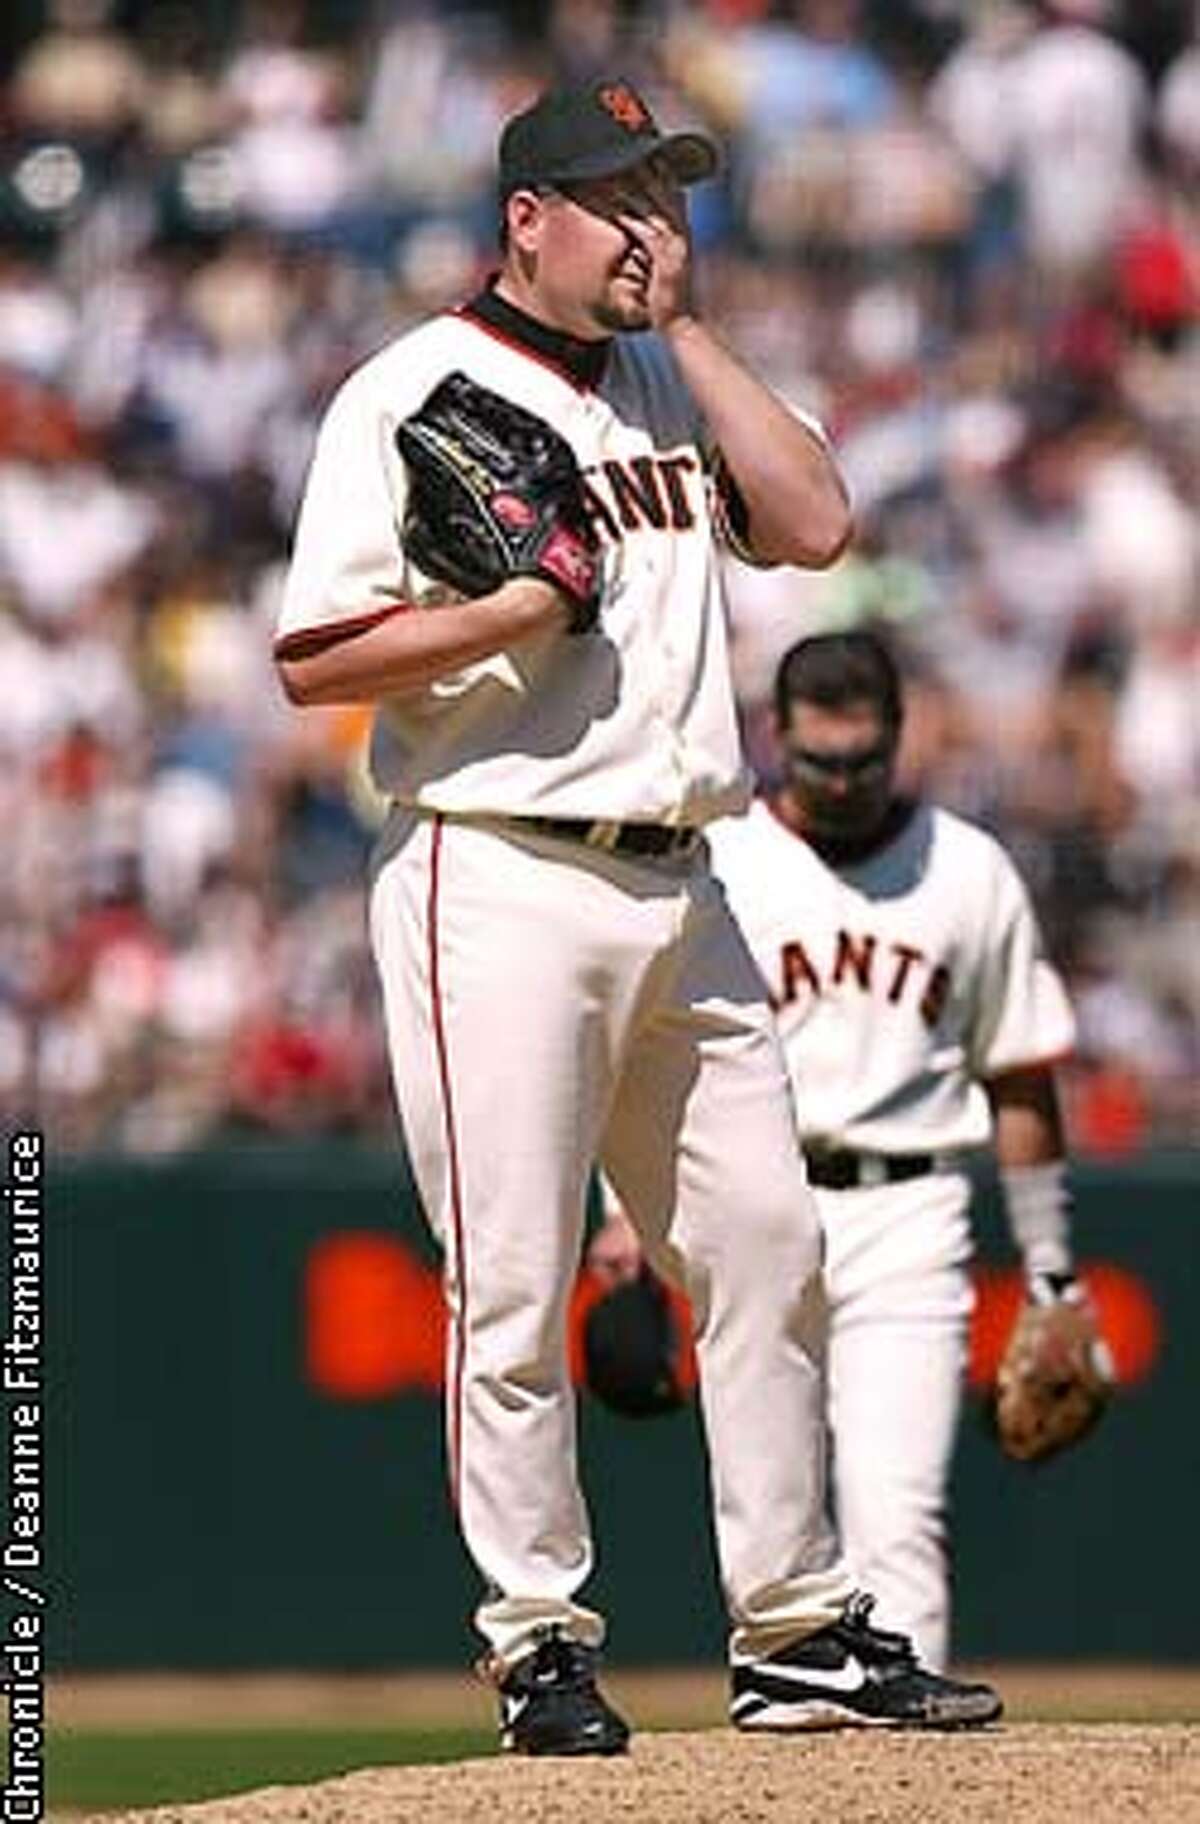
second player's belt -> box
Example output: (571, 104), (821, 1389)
(803, 1148), (936, 1190)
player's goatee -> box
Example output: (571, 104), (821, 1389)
(592, 298), (653, 334)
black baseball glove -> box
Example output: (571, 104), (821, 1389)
(583, 1266), (687, 1420)
(395, 372), (601, 631)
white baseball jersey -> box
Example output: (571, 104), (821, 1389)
(707, 797), (1076, 1155)
(276, 286), (769, 826)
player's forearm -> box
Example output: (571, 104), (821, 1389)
(276, 579), (570, 705)
(986, 1065), (1065, 1168)
(988, 1066), (1074, 1282)
(662, 315), (853, 568)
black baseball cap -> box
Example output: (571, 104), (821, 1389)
(498, 77), (719, 198)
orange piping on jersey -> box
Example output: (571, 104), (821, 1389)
(427, 813), (470, 1514)
(273, 599), (414, 662)
(450, 306), (598, 395)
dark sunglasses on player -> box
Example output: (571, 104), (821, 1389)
(785, 742), (894, 781)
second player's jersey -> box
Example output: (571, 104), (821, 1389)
(707, 798), (1075, 1154)
(277, 287), (776, 827)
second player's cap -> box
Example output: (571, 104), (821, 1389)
(498, 77), (719, 197)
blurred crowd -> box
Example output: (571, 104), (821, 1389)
(0, 0), (1196, 1157)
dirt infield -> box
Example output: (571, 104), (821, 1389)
(77, 1723), (1200, 1824)
(52, 1669), (1200, 1822)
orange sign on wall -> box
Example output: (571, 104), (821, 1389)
(306, 1232), (446, 1398)
(305, 1235), (1161, 1401)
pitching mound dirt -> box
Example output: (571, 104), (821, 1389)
(87, 1723), (1200, 1824)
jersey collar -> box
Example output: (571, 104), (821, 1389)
(460, 280), (611, 391)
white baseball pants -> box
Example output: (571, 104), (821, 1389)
(369, 809), (854, 1670)
(819, 1172), (975, 1670)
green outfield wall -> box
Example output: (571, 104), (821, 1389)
(34, 1144), (1200, 1669)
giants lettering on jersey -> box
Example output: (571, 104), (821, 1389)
(778, 929), (951, 1029)
(580, 451), (700, 541)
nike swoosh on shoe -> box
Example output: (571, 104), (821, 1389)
(753, 1657), (870, 1693)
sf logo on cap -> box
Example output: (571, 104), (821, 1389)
(598, 84), (649, 133)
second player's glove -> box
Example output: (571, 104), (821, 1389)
(395, 372), (601, 631)
(991, 1276), (1114, 1464)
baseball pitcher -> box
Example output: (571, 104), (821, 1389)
(275, 79), (1000, 1752)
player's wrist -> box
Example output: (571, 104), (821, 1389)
(1001, 1159), (1074, 1286)
(494, 574), (574, 626)
(1025, 1270), (1082, 1307)
(660, 310), (706, 349)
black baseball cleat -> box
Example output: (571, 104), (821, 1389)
(497, 1629), (631, 1756)
(730, 1595), (1003, 1732)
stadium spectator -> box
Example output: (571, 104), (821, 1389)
(0, 0), (1194, 1155)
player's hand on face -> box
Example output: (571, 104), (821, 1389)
(614, 160), (693, 330)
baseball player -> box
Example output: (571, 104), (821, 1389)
(274, 77), (1000, 1752)
(595, 628), (1081, 1670)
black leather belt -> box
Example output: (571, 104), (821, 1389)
(519, 816), (703, 859)
(803, 1148), (935, 1190)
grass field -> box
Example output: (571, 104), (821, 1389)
(47, 1729), (494, 1811)
(44, 1666), (1200, 1813)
